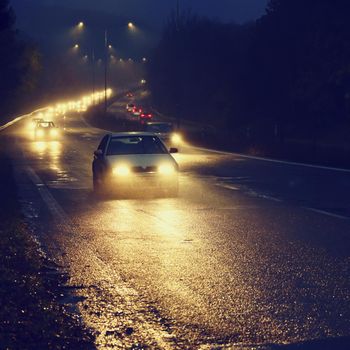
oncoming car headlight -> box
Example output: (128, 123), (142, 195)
(171, 133), (182, 144)
(50, 129), (59, 137)
(113, 165), (131, 176)
(158, 164), (176, 175)
(36, 129), (44, 137)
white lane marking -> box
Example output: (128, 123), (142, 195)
(303, 207), (350, 220)
(210, 174), (350, 217)
(257, 195), (283, 203)
(0, 107), (48, 131)
(191, 146), (350, 173)
(48, 183), (90, 190)
(245, 189), (283, 203)
(25, 167), (70, 223)
(216, 183), (240, 191)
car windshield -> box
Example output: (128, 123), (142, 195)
(37, 122), (55, 128)
(145, 124), (173, 133)
(107, 136), (168, 155)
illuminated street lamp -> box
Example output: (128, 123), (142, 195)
(128, 22), (134, 29)
(78, 21), (84, 28)
(74, 44), (79, 49)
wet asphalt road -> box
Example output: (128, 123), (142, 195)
(3, 99), (350, 349)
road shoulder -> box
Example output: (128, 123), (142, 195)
(0, 140), (95, 349)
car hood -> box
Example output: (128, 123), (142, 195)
(105, 154), (178, 168)
(154, 132), (171, 138)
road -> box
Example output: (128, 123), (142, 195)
(2, 94), (350, 349)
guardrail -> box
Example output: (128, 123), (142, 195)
(0, 107), (49, 132)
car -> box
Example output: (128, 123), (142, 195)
(126, 103), (135, 112)
(139, 110), (153, 123)
(132, 107), (142, 116)
(143, 122), (183, 147)
(34, 121), (59, 140)
(92, 132), (179, 197)
(28, 117), (44, 130)
(126, 92), (133, 98)
(32, 117), (44, 125)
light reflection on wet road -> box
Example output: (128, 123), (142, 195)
(7, 106), (350, 349)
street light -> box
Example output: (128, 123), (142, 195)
(71, 21), (140, 114)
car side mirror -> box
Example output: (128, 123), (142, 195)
(169, 147), (178, 154)
(94, 149), (103, 157)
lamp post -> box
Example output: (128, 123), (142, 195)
(104, 29), (108, 115)
(72, 21), (138, 113)
(92, 48), (96, 102)
(176, 0), (181, 129)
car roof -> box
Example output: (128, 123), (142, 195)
(146, 122), (172, 126)
(109, 132), (160, 138)
(37, 121), (54, 126)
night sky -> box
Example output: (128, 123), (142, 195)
(10, 0), (269, 58)
(12, 0), (268, 28)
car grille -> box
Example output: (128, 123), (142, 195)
(132, 166), (157, 173)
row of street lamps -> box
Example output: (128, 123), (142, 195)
(72, 20), (138, 114)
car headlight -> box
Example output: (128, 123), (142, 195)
(158, 163), (176, 175)
(171, 133), (182, 144)
(50, 129), (58, 137)
(113, 165), (131, 176)
(36, 129), (44, 137)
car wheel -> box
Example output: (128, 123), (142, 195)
(93, 175), (100, 193)
(93, 173), (105, 196)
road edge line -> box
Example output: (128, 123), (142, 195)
(191, 146), (350, 173)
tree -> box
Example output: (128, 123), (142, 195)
(0, 0), (42, 123)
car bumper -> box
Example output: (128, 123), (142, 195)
(106, 173), (178, 190)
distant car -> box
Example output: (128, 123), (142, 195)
(29, 117), (44, 130)
(139, 111), (153, 123)
(143, 122), (183, 147)
(126, 92), (133, 98)
(34, 121), (59, 140)
(126, 103), (135, 112)
(32, 117), (44, 124)
(92, 132), (179, 197)
(132, 107), (142, 116)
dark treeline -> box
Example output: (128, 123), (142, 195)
(148, 0), (350, 151)
(0, 0), (41, 123)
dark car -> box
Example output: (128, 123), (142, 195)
(139, 111), (153, 123)
(144, 122), (183, 147)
